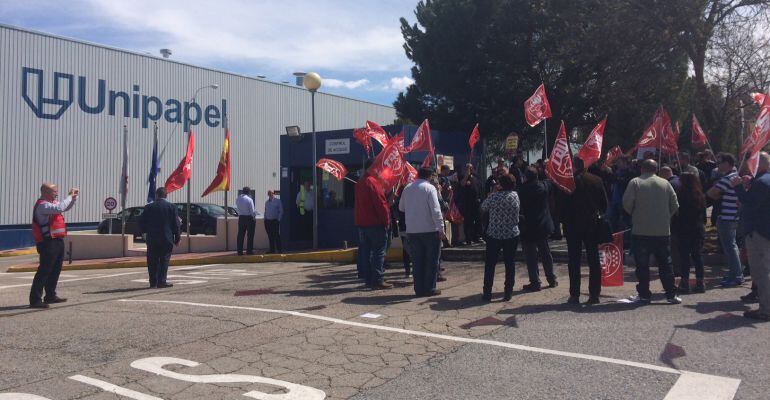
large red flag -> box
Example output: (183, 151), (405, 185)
(392, 129), (408, 154)
(468, 123), (481, 150)
(637, 105), (677, 155)
(751, 92), (767, 106)
(316, 158), (348, 182)
(601, 232), (624, 287)
(691, 115), (708, 148)
(365, 120), (391, 147)
(605, 146), (623, 166)
(545, 121), (575, 193)
(524, 83), (552, 127)
(408, 119), (432, 152)
(165, 130), (195, 194)
(744, 105), (770, 156)
(398, 162), (418, 190)
(353, 127), (372, 155)
(201, 129), (231, 197)
(577, 117), (607, 168)
(367, 141), (406, 193)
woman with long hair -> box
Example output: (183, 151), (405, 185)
(672, 173), (707, 293)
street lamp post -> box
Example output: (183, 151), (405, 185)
(303, 72), (322, 250)
(185, 84), (219, 251)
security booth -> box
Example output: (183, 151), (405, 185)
(279, 124), (475, 250)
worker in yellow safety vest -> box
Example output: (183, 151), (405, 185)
(295, 181), (314, 239)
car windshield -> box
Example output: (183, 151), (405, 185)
(200, 204), (226, 215)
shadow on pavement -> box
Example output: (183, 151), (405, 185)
(341, 294), (417, 306)
(82, 287), (151, 295)
(498, 300), (642, 315)
(683, 299), (751, 314)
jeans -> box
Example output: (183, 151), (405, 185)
(264, 219), (282, 253)
(522, 238), (555, 286)
(566, 235), (602, 298)
(632, 235), (677, 299)
(147, 241), (173, 286)
(678, 232), (705, 285)
(716, 219), (743, 280)
(29, 238), (64, 304)
(484, 236), (519, 295)
(407, 232), (441, 295)
(746, 234), (770, 314)
(357, 226), (388, 285)
(237, 216), (256, 254)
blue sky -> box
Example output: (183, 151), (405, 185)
(0, 0), (420, 106)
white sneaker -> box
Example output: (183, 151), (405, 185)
(666, 296), (682, 305)
(628, 294), (651, 304)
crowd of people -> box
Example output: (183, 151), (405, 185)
(354, 149), (770, 321)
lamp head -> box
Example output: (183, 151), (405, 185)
(210, 84), (219, 89)
(303, 72), (322, 91)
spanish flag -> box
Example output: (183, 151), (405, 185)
(201, 128), (231, 197)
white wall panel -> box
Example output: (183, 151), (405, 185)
(0, 25), (396, 226)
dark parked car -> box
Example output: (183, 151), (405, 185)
(97, 203), (237, 239)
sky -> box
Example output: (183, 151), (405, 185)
(0, 0), (420, 106)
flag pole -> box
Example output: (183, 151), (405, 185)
(121, 124), (128, 258)
(543, 119), (548, 159)
(223, 113), (229, 252)
(185, 122), (191, 253)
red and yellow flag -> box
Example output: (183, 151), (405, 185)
(201, 129), (231, 197)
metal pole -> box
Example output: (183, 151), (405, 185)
(543, 119), (548, 159)
(121, 125), (127, 257)
(311, 90), (318, 250)
(223, 113), (229, 251)
(185, 120), (191, 252)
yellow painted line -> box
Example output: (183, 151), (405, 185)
(0, 247), (37, 257)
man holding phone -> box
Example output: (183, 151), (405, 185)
(29, 182), (78, 308)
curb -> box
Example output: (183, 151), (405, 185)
(6, 248), (403, 273)
(0, 247), (36, 257)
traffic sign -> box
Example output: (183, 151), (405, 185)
(505, 132), (519, 152)
(102, 213), (120, 219)
(104, 197), (117, 211)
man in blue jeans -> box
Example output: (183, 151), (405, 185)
(400, 167), (446, 297)
(707, 153), (744, 286)
(354, 161), (392, 290)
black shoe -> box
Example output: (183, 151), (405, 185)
(741, 292), (759, 303)
(437, 275), (447, 282)
(522, 283), (541, 292)
(149, 285), (157, 289)
(246, 251), (255, 255)
(237, 252), (244, 256)
(44, 296), (67, 304)
(481, 293), (493, 302)
(567, 296), (580, 304)
(693, 282), (706, 294)
(503, 291), (513, 302)
(157, 282), (174, 288)
(547, 280), (559, 288)
(440, 267), (446, 272)
(584, 297), (600, 305)
(29, 302), (50, 309)
(425, 289), (442, 297)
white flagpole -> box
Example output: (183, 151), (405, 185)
(120, 124), (128, 257)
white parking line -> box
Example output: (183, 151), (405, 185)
(69, 375), (162, 400)
(118, 299), (741, 400)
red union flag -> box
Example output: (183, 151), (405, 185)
(744, 105), (770, 156)
(524, 83), (552, 127)
(601, 232), (624, 287)
(691, 115), (708, 148)
(316, 158), (348, 182)
(365, 120), (391, 147)
(408, 119), (432, 153)
(637, 105), (677, 154)
(353, 127), (372, 155)
(399, 162), (418, 190)
(468, 123), (481, 150)
(752, 92), (767, 106)
(164, 130), (195, 194)
(605, 145), (623, 166)
(577, 117), (606, 168)
(545, 121), (575, 194)
(367, 141), (405, 192)
(392, 129), (408, 154)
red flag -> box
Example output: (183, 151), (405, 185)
(392, 129), (408, 154)
(691, 115), (708, 148)
(747, 148), (761, 177)
(316, 158), (348, 182)
(605, 146), (623, 166)
(201, 128), (231, 197)
(468, 123), (480, 150)
(421, 151), (434, 168)
(637, 105), (677, 155)
(751, 92), (767, 106)
(447, 193), (464, 224)
(601, 232), (624, 286)
(545, 121), (575, 193)
(365, 120), (391, 147)
(164, 130), (195, 194)
(524, 83), (552, 127)
(367, 141), (406, 193)
(745, 103), (770, 176)
(576, 117), (607, 168)
(408, 119), (433, 152)
(398, 162), (418, 190)
(353, 127), (372, 155)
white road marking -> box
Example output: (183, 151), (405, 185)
(68, 375), (163, 400)
(0, 394), (53, 399)
(119, 299), (741, 400)
(360, 313), (382, 319)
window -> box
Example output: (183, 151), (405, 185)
(319, 166), (356, 209)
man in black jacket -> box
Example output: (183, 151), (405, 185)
(458, 163), (483, 245)
(139, 187), (180, 288)
(519, 167), (557, 291)
(559, 158), (608, 305)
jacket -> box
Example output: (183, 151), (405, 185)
(558, 171), (608, 238)
(623, 172), (679, 236)
(518, 180), (554, 241)
(354, 174), (389, 227)
(734, 171), (770, 240)
(139, 198), (181, 246)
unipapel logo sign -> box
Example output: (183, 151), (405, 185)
(21, 67), (227, 129)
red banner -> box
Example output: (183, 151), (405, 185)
(746, 103), (770, 176)
(524, 83), (552, 127)
(353, 127), (372, 155)
(408, 119), (432, 153)
(365, 120), (391, 147)
(367, 141), (406, 193)
(601, 232), (624, 287)
(605, 145), (623, 166)
(447, 193), (463, 224)
(752, 92), (767, 106)
(637, 105), (677, 155)
(576, 117), (606, 168)
(164, 130), (195, 194)
(691, 115), (708, 148)
(392, 129), (408, 154)
(398, 161), (418, 190)
(316, 158), (348, 182)
(468, 123), (480, 150)
(545, 121), (575, 194)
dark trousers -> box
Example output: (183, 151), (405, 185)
(483, 236), (519, 295)
(147, 241), (173, 286)
(462, 206), (481, 243)
(522, 238), (555, 285)
(298, 210), (314, 240)
(401, 234), (412, 275)
(566, 235), (602, 298)
(237, 216), (256, 254)
(407, 232), (441, 295)
(632, 235), (677, 298)
(29, 238), (64, 304)
(357, 226), (388, 285)
(264, 219), (282, 253)
(678, 233), (705, 285)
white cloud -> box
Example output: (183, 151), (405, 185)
(389, 76), (415, 91)
(324, 78), (370, 89)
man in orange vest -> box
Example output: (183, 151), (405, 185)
(30, 182), (78, 309)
